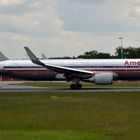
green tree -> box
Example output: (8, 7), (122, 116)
(78, 50), (111, 59)
(115, 46), (140, 58)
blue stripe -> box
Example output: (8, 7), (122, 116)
(4, 66), (140, 69)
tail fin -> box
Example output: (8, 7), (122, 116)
(0, 51), (9, 61)
(41, 54), (47, 59)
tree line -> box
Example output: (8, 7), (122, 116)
(49, 46), (140, 59)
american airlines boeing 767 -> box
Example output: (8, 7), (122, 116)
(0, 47), (140, 89)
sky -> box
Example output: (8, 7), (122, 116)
(0, 0), (140, 59)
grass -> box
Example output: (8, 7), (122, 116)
(0, 130), (105, 140)
(0, 91), (140, 139)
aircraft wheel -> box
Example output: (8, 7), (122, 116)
(70, 84), (75, 90)
(70, 84), (82, 90)
(77, 84), (82, 89)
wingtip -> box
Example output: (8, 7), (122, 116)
(24, 46), (45, 66)
(24, 46), (29, 50)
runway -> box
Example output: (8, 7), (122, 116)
(0, 81), (140, 92)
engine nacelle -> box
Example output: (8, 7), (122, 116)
(88, 73), (114, 85)
(55, 73), (66, 80)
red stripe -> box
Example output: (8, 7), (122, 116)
(1, 69), (140, 73)
(1, 70), (49, 73)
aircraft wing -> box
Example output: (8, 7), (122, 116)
(24, 47), (94, 79)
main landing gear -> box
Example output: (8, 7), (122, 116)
(69, 78), (82, 90)
(70, 84), (82, 90)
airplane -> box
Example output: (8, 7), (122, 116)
(41, 54), (47, 59)
(0, 47), (140, 89)
(0, 51), (9, 61)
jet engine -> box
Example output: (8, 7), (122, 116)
(87, 73), (114, 85)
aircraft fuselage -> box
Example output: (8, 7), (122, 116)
(0, 59), (140, 81)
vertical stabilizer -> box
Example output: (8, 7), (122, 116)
(41, 54), (47, 59)
(0, 51), (9, 61)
